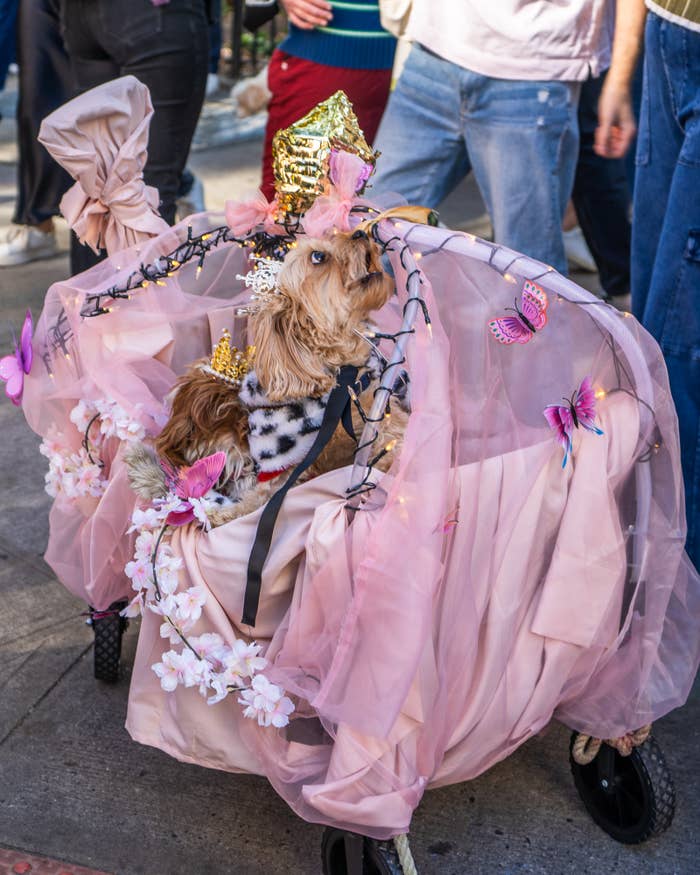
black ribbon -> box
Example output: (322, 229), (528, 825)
(242, 364), (365, 626)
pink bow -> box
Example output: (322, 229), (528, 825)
(38, 76), (169, 256)
(302, 150), (373, 237)
(225, 190), (284, 237)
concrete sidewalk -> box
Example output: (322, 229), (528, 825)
(0, 109), (697, 874)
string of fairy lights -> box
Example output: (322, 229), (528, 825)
(46, 210), (663, 503)
(78, 226), (297, 319)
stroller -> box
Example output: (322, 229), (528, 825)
(14, 81), (700, 873)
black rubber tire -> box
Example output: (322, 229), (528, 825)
(92, 601), (128, 683)
(570, 732), (675, 843)
(321, 828), (404, 875)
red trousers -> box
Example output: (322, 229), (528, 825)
(261, 49), (392, 200)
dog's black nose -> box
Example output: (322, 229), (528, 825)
(352, 229), (368, 241)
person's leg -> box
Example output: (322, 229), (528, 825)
(99, 0), (209, 225)
(261, 50), (392, 200)
(371, 44), (470, 208)
(13, 0), (73, 226)
(0, 0), (18, 92)
(572, 72), (632, 297)
(0, 0), (74, 267)
(64, 0), (208, 227)
(60, 0), (120, 274)
(632, 13), (700, 568)
(462, 73), (580, 274)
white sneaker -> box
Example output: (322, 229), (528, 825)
(564, 226), (597, 273)
(175, 173), (206, 221)
(0, 225), (59, 267)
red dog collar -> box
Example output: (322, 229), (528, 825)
(256, 468), (289, 483)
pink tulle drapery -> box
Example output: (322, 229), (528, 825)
(20, 205), (700, 840)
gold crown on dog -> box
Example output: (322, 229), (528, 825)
(201, 330), (255, 386)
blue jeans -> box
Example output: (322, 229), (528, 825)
(372, 43), (581, 274)
(0, 0), (18, 91)
(632, 13), (700, 569)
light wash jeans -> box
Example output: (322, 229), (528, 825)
(632, 13), (700, 569)
(372, 43), (581, 274)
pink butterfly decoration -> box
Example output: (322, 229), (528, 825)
(488, 280), (548, 344)
(160, 451), (227, 526)
(0, 309), (33, 406)
(543, 376), (604, 468)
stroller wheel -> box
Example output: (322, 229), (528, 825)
(569, 732), (675, 843)
(321, 827), (405, 875)
(91, 600), (128, 683)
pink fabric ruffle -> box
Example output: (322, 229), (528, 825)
(225, 190), (284, 237)
(38, 75), (169, 256)
(302, 150), (372, 237)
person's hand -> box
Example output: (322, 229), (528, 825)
(595, 79), (636, 159)
(280, 0), (333, 30)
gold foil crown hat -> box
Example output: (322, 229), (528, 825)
(273, 90), (377, 215)
(201, 330), (255, 386)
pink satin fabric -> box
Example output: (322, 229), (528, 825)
(225, 190), (284, 237)
(21, 209), (700, 839)
(38, 76), (169, 255)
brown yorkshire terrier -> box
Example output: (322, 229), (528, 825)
(126, 230), (409, 525)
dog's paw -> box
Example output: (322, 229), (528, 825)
(124, 442), (167, 501)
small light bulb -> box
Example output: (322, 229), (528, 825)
(385, 439), (397, 452)
(595, 388), (606, 400)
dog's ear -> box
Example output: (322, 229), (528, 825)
(252, 296), (335, 401)
(154, 379), (197, 468)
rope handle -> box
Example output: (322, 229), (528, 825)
(393, 834), (419, 875)
(571, 724), (652, 765)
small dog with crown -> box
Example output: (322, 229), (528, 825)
(125, 228), (408, 527)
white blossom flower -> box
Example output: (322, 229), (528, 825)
(227, 638), (267, 679)
(238, 674), (295, 727)
(125, 555), (151, 589)
(152, 650), (188, 692)
(188, 632), (227, 662)
(128, 506), (166, 533)
(206, 674), (229, 705)
(188, 496), (213, 531)
(121, 594), (143, 618)
(159, 618), (183, 645)
(69, 399), (99, 433)
(174, 585), (207, 625)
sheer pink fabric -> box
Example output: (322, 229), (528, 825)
(38, 76), (169, 255)
(21, 211), (700, 839)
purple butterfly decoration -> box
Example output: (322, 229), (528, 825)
(0, 309), (33, 406)
(160, 451), (226, 526)
(488, 280), (548, 344)
(544, 376), (604, 468)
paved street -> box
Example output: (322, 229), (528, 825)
(0, 96), (698, 875)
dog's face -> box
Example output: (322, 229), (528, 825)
(154, 363), (250, 483)
(250, 230), (393, 401)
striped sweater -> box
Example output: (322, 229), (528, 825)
(279, 0), (396, 70)
(647, 0), (700, 30)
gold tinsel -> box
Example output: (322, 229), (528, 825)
(202, 330), (255, 386)
(272, 90), (377, 215)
